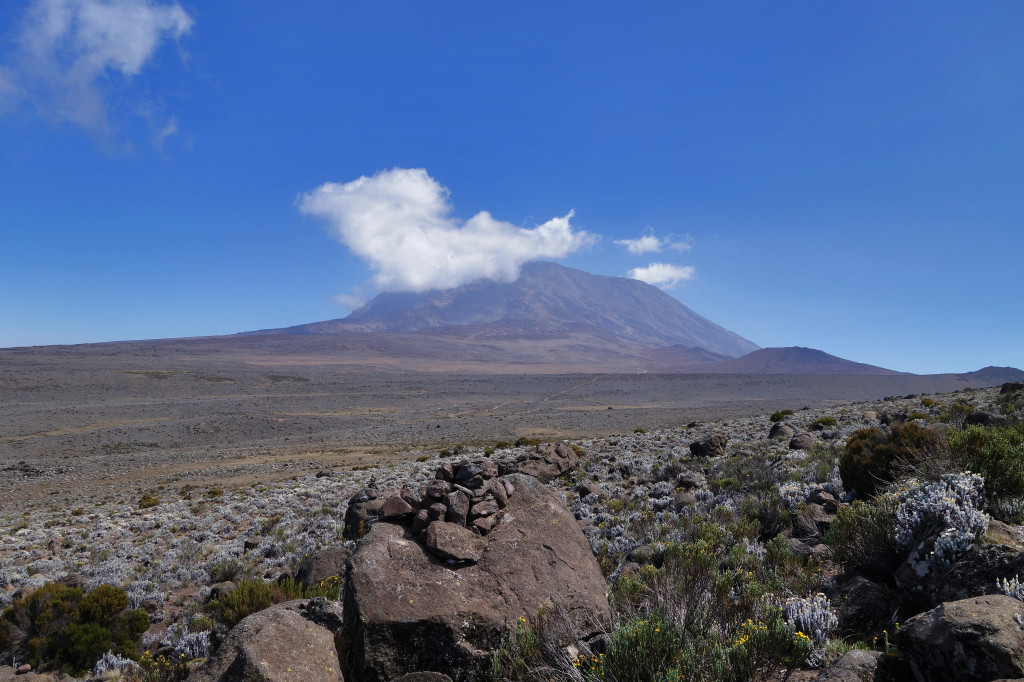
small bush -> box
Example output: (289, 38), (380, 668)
(205, 577), (339, 629)
(823, 496), (900, 581)
(839, 423), (942, 498)
(137, 493), (159, 509)
(514, 436), (543, 447)
(949, 424), (1024, 520)
(208, 558), (246, 583)
(809, 417), (837, 431)
(634, 427), (647, 434)
(770, 409), (795, 423)
(921, 398), (936, 407)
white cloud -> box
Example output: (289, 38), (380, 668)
(0, 0), (192, 138)
(615, 233), (662, 255)
(614, 228), (693, 254)
(299, 168), (598, 293)
(151, 115), (176, 151)
(332, 292), (368, 310)
(628, 263), (696, 288)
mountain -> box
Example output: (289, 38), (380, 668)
(263, 261), (760, 358)
(952, 366), (1024, 384)
(698, 347), (905, 375)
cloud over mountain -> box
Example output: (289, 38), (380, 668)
(298, 168), (598, 293)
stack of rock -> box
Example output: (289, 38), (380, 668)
(343, 458), (515, 563)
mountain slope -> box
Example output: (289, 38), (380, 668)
(267, 261), (759, 358)
(699, 347), (905, 375)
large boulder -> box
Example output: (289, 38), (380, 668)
(342, 473), (610, 682)
(768, 422), (795, 440)
(789, 432), (817, 450)
(689, 433), (728, 458)
(935, 544), (1024, 604)
(499, 442), (580, 483)
(897, 595), (1024, 682)
(295, 544), (351, 590)
(188, 599), (344, 681)
(964, 411), (1010, 427)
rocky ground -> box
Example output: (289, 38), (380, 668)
(1, 342), (1005, 519)
(2, 382), (1021, 680)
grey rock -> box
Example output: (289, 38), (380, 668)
(295, 544), (351, 590)
(965, 410), (1010, 427)
(342, 474), (610, 682)
(898, 595), (1024, 682)
(689, 433), (728, 458)
(789, 432), (816, 450)
(424, 521), (486, 563)
(769, 422), (795, 440)
(187, 600), (344, 682)
(444, 491), (469, 526)
(499, 442), (581, 483)
(936, 544), (1024, 604)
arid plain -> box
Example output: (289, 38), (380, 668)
(0, 337), (1004, 520)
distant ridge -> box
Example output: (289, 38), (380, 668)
(697, 347), (905, 375)
(257, 261), (760, 359)
(952, 366), (1024, 384)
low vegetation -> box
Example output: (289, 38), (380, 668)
(3, 383), (1023, 678)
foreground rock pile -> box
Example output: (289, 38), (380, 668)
(343, 472), (610, 681)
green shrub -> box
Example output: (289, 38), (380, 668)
(823, 495), (900, 581)
(770, 409), (795, 423)
(0, 582), (148, 674)
(205, 577), (340, 628)
(839, 423), (942, 498)
(513, 436), (542, 447)
(208, 558), (246, 583)
(906, 412), (928, 421)
(137, 493), (159, 509)
(809, 417), (837, 431)
(921, 398), (936, 407)
(589, 611), (685, 682)
(488, 616), (543, 681)
(634, 427), (647, 434)
(949, 424), (1024, 520)
(940, 401), (973, 428)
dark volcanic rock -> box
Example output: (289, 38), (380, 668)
(897, 595), (1024, 682)
(769, 422), (795, 440)
(789, 432), (816, 450)
(826, 574), (896, 637)
(341, 473), (611, 682)
(964, 410), (1009, 427)
(381, 494), (416, 519)
(814, 649), (908, 682)
(344, 492), (386, 540)
(424, 521), (487, 563)
(295, 545), (351, 590)
(444, 490), (469, 525)
(188, 600), (343, 682)
(689, 433), (728, 458)
(935, 544), (1024, 604)
(499, 442), (580, 483)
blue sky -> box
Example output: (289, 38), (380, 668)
(1, 1), (1022, 374)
